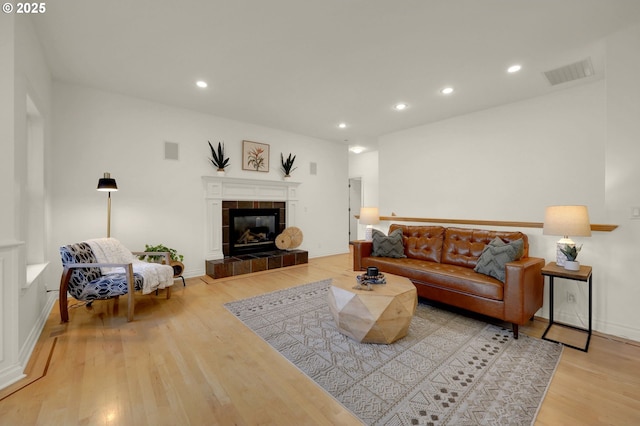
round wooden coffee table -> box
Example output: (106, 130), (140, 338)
(327, 273), (417, 344)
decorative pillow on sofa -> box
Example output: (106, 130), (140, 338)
(474, 237), (524, 283)
(371, 228), (406, 258)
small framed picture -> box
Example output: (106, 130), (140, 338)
(242, 140), (270, 172)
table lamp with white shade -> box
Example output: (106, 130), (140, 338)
(359, 207), (380, 241)
(543, 205), (591, 270)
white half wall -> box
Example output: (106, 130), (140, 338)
(51, 83), (350, 279)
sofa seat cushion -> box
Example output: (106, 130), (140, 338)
(362, 257), (504, 301)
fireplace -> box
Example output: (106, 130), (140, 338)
(220, 200), (286, 257)
(229, 208), (281, 256)
(203, 177), (307, 279)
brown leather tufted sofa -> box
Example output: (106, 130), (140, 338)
(352, 224), (545, 338)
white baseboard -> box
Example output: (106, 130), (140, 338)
(18, 292), (57, 365)
(0, 293), (56, 391)
(553, 309), (640, 343)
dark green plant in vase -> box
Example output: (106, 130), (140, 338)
(559, 244), (582, 261)
(281, 152), (297, 178)
(208, 141), (230, 173)
(138, 244), (184, 263)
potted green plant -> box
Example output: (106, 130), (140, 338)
(281, 152), (297, 179)
(139, 244), (185, 277)
(208, 141), (230, 175)
(560, 244), (582, 271)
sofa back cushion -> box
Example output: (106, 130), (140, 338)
(441, 227), (528, 268)
(389, 224), (445, 263)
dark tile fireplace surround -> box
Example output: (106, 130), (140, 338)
(205, 200), (308, 279)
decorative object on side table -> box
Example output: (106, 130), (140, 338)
(242, 140), (269, 172)
(560, 244), (582, 271)
(96, 172), (118, 238)
(359, 207), (380, 241)
(208, 141), (230, 175)
(280, 152), (297, 179)
(543, 205), (591, 269)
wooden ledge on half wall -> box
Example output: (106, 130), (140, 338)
(355, 215), (618, 232)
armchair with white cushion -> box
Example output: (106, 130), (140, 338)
(59, 238), (175, 322)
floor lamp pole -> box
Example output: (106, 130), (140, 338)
(107, 191), (112, 238)
(97, 172), (118, 238)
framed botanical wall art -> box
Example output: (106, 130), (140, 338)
(242, 140), (270, 172)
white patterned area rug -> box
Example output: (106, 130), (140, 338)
(224, 279), (562, 425)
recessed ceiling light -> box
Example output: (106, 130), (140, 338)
(507, 64), (522, 73)
(196, 80), (208, 88)
(440, 87), (454, 95)
(394, 103), (408, 111)
(338, 122), (347, 129)
(349, 146), (365, 154)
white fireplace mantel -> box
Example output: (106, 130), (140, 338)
(202, 176), (300, 260)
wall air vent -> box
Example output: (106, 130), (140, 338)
(543, 58), (594, 86)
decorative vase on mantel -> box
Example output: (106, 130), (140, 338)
(280, 152), (297, 180)
(208, 141), (230, 176)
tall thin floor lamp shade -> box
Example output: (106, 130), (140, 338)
(96, 172), (118, 237)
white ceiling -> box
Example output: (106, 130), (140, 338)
(31, 0), (640, 150)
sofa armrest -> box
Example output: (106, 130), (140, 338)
(503, 256), (545, 324)
(352, 240), (373, 271)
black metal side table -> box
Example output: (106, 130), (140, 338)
(541, 262), (593, 352)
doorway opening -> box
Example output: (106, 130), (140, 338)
(348, 178), (362, 242)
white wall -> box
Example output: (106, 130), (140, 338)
(0, 14), (55, 390)
(51, 82), (349, 278)
(379, 81), (606, 221)
(0, 14), (15, 240)
(603, 23), (640, 342)
(377, 38), (640, 341)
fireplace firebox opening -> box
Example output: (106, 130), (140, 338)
(229, 208), (281, 256)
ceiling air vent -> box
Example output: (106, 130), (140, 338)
(543, 58), (594, 86)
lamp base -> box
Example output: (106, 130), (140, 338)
(365, 225), (374, 242)
(555, 237), (575, 266)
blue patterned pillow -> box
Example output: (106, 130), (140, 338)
(474, 237), (524, 282)
(371, 228), (406, 258)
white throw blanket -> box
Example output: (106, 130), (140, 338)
(86, 238), (174, 295)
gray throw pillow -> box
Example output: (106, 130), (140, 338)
(474, 237), (524, 282)
(371, 228), (406, 258)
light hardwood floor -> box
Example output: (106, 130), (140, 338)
(1, 253), (639, 425)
